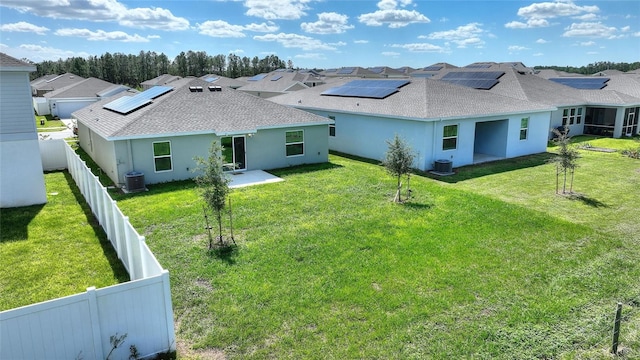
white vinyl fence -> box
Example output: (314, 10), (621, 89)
(0, 140), (176, 360)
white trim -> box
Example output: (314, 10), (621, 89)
(152, 140), (173, 173)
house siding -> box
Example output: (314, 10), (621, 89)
(0, 62), (47, 207)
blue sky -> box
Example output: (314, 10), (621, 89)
(1, 0), (638, 69)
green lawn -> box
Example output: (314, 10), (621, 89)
(111, 139), (640, 359)
(0, 172), (129, 311)
(36, 114), (67, 132)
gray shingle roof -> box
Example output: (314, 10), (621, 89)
(73, 78), (331, 140)
(0, 52), (35, 71)
(238, 70), (321, 94)
(30, 73), (85, 91)
(269, 77), (553, 120)
(43, 77), (120, 98)
(141, 74), (182, 87)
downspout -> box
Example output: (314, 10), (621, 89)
(126, 139), (135, 184)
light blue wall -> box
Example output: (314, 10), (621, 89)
(549, 106), (586, 139)
(301, 108), (552, 170)
(118, 124), (329, 185)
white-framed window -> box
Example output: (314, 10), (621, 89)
(285, 130), (304, 157)
(328, 116), (336, 137)
(153, 141), (173, 172)
(562, 107), (582, 126)
(442, 124), (458, 151)
(520, 117), (529, 140)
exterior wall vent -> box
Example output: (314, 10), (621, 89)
(208, 86), (222, 92)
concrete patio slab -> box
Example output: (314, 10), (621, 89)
(228, 170), (283, 188)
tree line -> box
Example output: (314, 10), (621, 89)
(535, 61), (640, 75)
(30, 50), (291, 87)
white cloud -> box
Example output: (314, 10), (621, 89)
(390, 43), (447, 53)
(0, 22), (49, 35)
(301, 12), (354, 34)
(573, 13), (600, 21)
(579, 41), (596, 46)
(254, 33), (336, 51)
(517, 1), (599, 19)
(5, 43), (91, 62)
(294, 53), (325, 60)
(354, 40), (369, 44)
(422, 22), (485, 47)
(54, 28), (150, 42)
(359, 0), (429, 28)
(533, 52), (544, 56)
(505, 18), (549, 29)
(535, 38), (548, 44)
(508, 45), (529, 51)
(382, 51), (401, 56)
(587, 51), (599, 55)
(244, 0), (311, 20)
(505, 1), (598, 29)
(0, 0), (190, 31)
(634, 32), (640, 37)
(328, 41), (347, 47)
(562, 22), (617, 38)
(197, 20), (278, 38)
(198, 21), (246, 38)
(621, 26), (631, 33)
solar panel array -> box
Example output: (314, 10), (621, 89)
(248, 74), (268, 81)
(466, 64), (492, 69)
(368, 67), (385, 74)
(103, 86), (173, 114)
(337, 67), (356, 75)
(321, 79), (410, 99)
(440, 71), (505, 90)
(271, 75), (283, 81)
(423, 66), (443, 71)
(549, 77), (610, 90)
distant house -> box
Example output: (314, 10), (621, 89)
(237, 69), (326, 98)
(72, 78), (331, 189)
(200, 74), (246, 89)
(30, 72), (85, 97)
(41, 77), (129, 118)
(270, 77), (554, 171)
(140, 74), (182, 90)
(0, 53), (47, 207)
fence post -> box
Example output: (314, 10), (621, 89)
(86, 287), (105, 360)
(161, 270), (177, 351)
(612, 302), (623, 354)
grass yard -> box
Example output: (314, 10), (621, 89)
(0, 172), (129, 311)
(35, 114), (67, 132)
(112, 141), (640, 359)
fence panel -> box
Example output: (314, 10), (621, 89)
(39, 139), (67, 171)
(0, 142), (175, 359)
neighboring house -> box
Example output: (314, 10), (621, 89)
(30, 72), (85, 96)
(140, 74), (182, 90)
(41, 77), (129, 118)
(0, 53), (47, 207)
(409, 62), (458, 78)
(321, 67), (380, 78)
(200, 74), (246, 89)
(269, 77), (554, 171)
(237, 69), (326, 98)
(72, 78), (331, 189)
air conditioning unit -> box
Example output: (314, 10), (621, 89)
(434, 159), (452, 173)
(125, 171), (145, 192)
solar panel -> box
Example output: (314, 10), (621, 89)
(442, 71), (505, 80)
(411, 73), (436, 78)
(320, 79), (410, 99)
(368, 67), (385, 74)
(271, 75), (283, 81)
(423, 66), (443, 71)
(325, 68), (337, 73)
(441, 79), (499, 90)
(466, 64), (492, 69)
(204, 77), (219, 82)
(248, 74), (267, 81)
(103, 86), (173, 114)
(337, 67), (356, 74)
(549, 78), (609, 90)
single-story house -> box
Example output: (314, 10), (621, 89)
(0, 52), (47, 207)
(40, 77), (129, 118)
(269, 76), (555, 171)
(30, 72), (85, 97)
(200, 74), (246, 89)
(72, 78), (331, 189)
(140, 74), (182, 90)
(237, 69), (326, 98)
